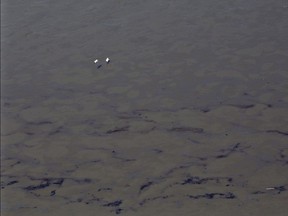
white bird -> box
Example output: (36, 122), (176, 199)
(94, 59), (98, 64)
(106, 57), (110, 63)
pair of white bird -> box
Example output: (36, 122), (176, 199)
(94, 58), (110, 64)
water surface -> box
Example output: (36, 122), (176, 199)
(1, 0), (288, 215)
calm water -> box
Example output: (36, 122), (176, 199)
(1, 0), (288, 215)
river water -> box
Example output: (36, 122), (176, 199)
(1, 0), (288, 215)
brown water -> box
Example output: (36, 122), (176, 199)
(1, 0), (288, 215)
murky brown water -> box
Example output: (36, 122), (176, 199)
(1, 0), (288, 215)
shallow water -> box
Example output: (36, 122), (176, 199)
(1, 0), (288, 215)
